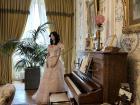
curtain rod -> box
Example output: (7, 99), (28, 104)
(0, 8), (30, 14)
(46, 11), (74, 17)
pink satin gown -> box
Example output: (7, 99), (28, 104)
(32, 43), (66, 104)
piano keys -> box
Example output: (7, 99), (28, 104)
(65, 70), (103, 105)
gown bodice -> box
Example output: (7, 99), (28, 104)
(48, 45), (60, 57)
(48, 43), (64, 57)
(47, 43), (64, 67)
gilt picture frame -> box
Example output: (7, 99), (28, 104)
(122, 0), (140, 34)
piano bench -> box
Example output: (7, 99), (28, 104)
(49, 91), (73, 105)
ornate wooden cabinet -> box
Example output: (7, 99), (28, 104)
(78, 51), (128, 104)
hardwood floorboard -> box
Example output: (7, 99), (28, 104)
(11, 81), (37, 105)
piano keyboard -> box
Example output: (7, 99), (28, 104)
(72, 71), (98, 92)
(66, 77), (81, 95)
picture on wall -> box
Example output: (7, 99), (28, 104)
(122, 0), (140, 33)
(130, 0), (140, 25)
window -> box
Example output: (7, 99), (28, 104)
(12, 0), (49, 80)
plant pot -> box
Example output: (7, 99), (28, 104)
(25, 66), (40, 90)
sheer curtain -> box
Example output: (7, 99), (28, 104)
(12, 0), (49, 80)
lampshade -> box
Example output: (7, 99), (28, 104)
(95, 14), (105, 26)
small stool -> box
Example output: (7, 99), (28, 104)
(49, 91), (73, 105)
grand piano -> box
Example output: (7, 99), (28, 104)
(64, 51), (128, 105)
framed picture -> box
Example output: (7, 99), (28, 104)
(122, 0), (140, 33)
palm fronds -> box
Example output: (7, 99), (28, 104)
(0, 39), (19, 55)
(14, 22), (50, 71)
(29, 22), (52, 41)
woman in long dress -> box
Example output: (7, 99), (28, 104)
(32, 31), (66, 104)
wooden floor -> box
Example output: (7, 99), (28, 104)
(11, 81), (76, 105)
(11, 81), (37, 105)
(11, 81), (104, 105)
(11, 81), (108, 105)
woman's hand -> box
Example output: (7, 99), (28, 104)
(50, 63), (57, 68)
(50, 65), (55, 68)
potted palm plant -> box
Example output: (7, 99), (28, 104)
(14, 22), (50, 90)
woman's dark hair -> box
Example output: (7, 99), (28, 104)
(49, 31), (60, 45)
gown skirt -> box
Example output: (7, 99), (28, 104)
(32, 55), (66, 104)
